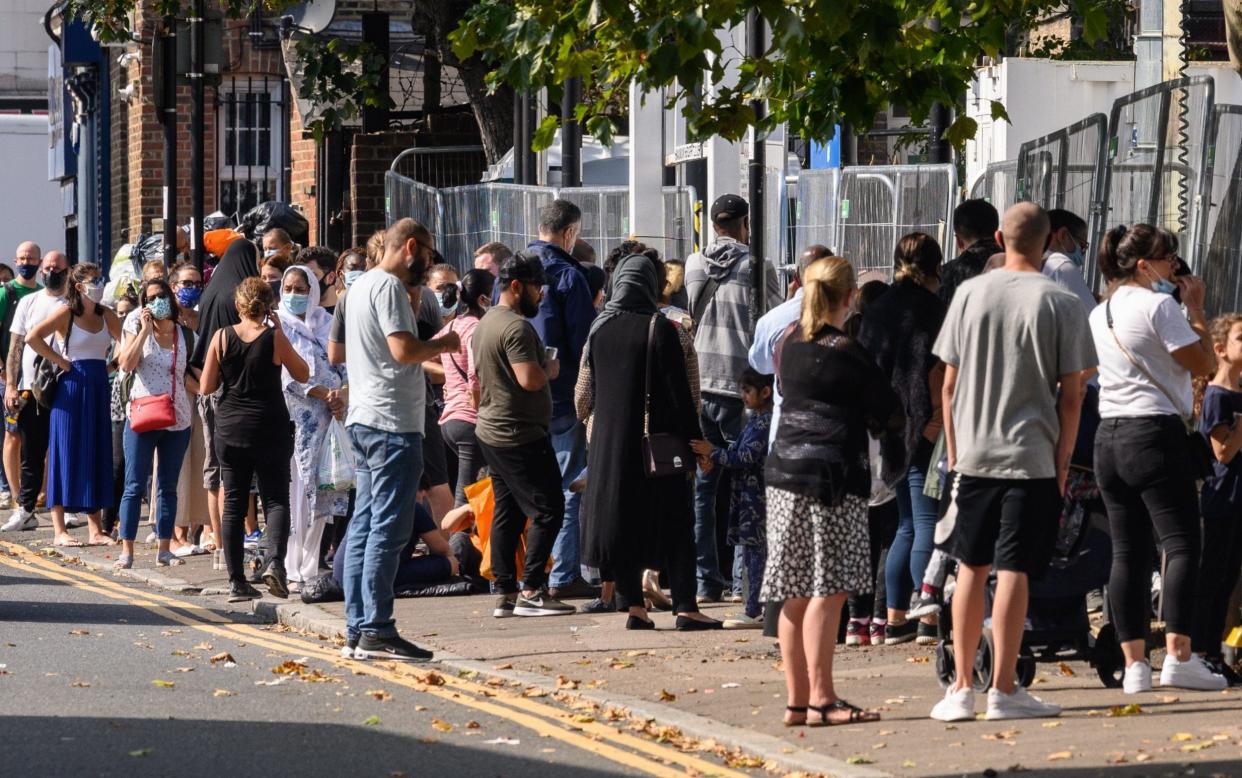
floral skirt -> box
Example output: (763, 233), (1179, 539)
(760, 488), (871, 601)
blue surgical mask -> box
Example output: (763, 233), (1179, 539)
(176, 286), (202, 309)
(147, 296), (173, 320)
(264, 248), (279, 259)
(282, 293), (309, 316)
(1066, 246), (1085, 267)
(344, 270), (364, 288)
(1151, 276), (1177, 296)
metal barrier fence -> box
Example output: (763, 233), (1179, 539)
(1097, 75), (1215, 279)
(969, 160), (1019, 211)
(385, 173), (698, 272)
(791, 168), (841, 263)
(1197, 104), (1242, 315)
(837, 164), (958, 278)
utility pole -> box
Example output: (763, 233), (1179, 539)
(926, 18), (952, 165)
(189, 0), (204, 270)
(561, 77), (582, 187)
(746, 10), (766, 325)
(513, 90), (526, 184)
(161, 16), (177, 267)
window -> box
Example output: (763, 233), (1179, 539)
(217, 78), (284, 218)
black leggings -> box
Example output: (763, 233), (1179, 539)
(218, 433), (292, 585)
(1192, 506), (1242, 656)
(848, 499), (899, 620)
(442, 419), (484, 507)
(1095, 416), (1201, 642)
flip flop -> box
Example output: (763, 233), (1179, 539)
(53, 537), (84, 548)
(86, 538), (115, 547)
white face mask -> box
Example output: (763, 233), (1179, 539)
(82, 282), (104, 303)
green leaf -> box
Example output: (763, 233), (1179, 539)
(362, 715), (382, 726)
(129, 748), (154, 757)
(531, 115), (560, 151)
(990, 100), (1010, 124)
(943, 116), (980, 151)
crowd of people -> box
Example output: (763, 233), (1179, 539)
(4, 189), (1241, 720)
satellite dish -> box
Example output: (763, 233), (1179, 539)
(284, 0), (336, 34)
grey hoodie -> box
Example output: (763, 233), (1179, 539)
(684, 237), (784, 398)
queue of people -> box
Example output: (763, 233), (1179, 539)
(4, 191), (1242, 724)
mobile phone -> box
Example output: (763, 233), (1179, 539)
(545, 346), (558, 362)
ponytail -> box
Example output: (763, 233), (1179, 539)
(799, 256), (855, 340)
(1098, 223), (1178, 283)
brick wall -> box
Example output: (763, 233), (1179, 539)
(349, 131), (415, 247)
(289, 101), (318, 242)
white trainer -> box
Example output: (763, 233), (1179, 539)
(1123, 659), (1152, 694)
(986, 685), (1061, 720)
(64, 513), (88, 529)
(1159, 654), (1227, 691)
(0, 508), (36, 532)
(930, 686), (976, 722)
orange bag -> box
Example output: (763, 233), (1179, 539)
(465, 477), (526, 582)
(204, 229), (243, 259)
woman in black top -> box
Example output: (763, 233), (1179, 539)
(765, 256), (904, 727)
(200, 277), (309, 602)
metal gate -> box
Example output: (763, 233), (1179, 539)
(837, 164), (958, 279)
(969, 160), (1019, 211)
(1197, 104), (1242, 315)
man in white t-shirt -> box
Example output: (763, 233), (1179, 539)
(0, 250), (68, 534)
(1042, 209), (1097, 314)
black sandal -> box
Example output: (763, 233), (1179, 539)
(783, 706), (808, 727)
(808, 700), (881, 727)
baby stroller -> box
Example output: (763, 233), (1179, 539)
(934, 385), (1128, 689)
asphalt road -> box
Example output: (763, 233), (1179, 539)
(0, 558), (685, 778)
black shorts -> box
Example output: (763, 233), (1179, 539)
(422, 404), (450, 487)
(935, 473), (1060, 577)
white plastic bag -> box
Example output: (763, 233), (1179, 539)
(317, 420), (355, 491)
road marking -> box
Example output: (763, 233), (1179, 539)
(1, 544), (754, 777)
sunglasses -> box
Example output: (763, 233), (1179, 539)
(147, 293), (170, 302)
(175, 279), (202, 289)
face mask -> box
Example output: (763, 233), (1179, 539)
(81, 281), (104, 303)
(282, 292), (309, 316)
(15, 264), (38, 280)
(438, 285), (459, 318)
(42, 269), (66, 291)
(1066, 245), (1085, 267)
(318, 274), (333, 298)
(344, 270), (364, 288)
(264, 248), (279, 259)
(268, 280), (282, 302)
(1151, 275), (1177, 296)
(147, 296), (173, 320)
(176, 287), (202, 309)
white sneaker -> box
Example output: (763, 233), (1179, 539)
(1123, 660), (1153, 694)
(1159, 654), (1228, 691)
(985, 685), (1061, 720)
(0, 508), (36, 531)
(722, 614), (762, 629)
(64, 513), (88, 529)
(930, 686), (976, 722)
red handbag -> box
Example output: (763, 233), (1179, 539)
(129, 326), (178, 433)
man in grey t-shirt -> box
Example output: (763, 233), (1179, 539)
(929, 203), (1096, 724)
(340, 218), (459, 663)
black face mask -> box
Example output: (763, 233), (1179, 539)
(268, 280), (282, 302)
(42, 269), (66, 291)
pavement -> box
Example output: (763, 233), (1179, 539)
(8, 517), (1242, 777)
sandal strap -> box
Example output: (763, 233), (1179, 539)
(785, 705), (808, 713)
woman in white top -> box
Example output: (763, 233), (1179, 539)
(26, 263), (122, 548)
(1087, 224), (1220, 693)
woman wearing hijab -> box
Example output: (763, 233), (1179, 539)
(277, 264), (349, 590)
(193, 238), (258, 567)
(576, 253), (719, 631)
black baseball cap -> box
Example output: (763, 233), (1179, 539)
(499, 251), (547, 286)
(710, 194), (749, 222)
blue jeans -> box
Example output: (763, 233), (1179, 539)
(343, 424), (422, 641)
(885, 462), (939, 611)
(693, 394), (744, 598)
(548, 413), (588, 588)
(119, 425), (191, 542)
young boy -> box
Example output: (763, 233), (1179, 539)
(691, 368), (774, 629)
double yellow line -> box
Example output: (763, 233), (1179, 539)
(0, 541), (752, 778)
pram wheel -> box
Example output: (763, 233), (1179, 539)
(935, 630), (997, 691)
(935, 642), (955, 688)
(973, 629), (995, 691)
(1017, 654), (1036, 688)
(1093, 622), (1125, 688)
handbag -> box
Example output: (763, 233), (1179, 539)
(30, 313), (73, 409)
(640, 314), (695, 478)
(1104, 299), (1215, 480)
(128, 325), (178, 433)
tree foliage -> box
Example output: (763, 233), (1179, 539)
(451, 0), (1119, 151)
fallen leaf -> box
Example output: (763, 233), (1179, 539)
(414, 705), (428, 712)
(212, 689), (235, 697)
(457, 669), (478, 680)
(254, 678), (288, 687)
(160, 629), (182, 636)
(69, 681), (91, 688)
(658, 689), (676, 702)
(1041, 721), (1062, 728)
(1135, 753), (1153, 762)
(625, 650), (651, 657)
(193, 642), (213, 651)
(901, 760), (916, 769)
(1172, 732), (1196, 742)
(484, 737), (520, 745)
(466, 721), (480, 729)
(555, 675), (578, 690)
(418, 671), (446, 687)
(170, 649), (191, 657)
(1108, 704), (1144, 717)
(128, 748), (153, 757)
(493, 662), (513, 670)
(906, 655), (930, 664)
(210, 652), (236, 666)
(572, 715), (595, 724)
(1158, 695), (1180, 704)
(721, 682), (741, 689)
(571, 659), (591, 666)
(522, 687), (548, 698)
(69, 629), (89, 636)
(1047, 751), (1073, 761)
(151, 680), (175, 688)
(431, 719), (453, 732)
(1057, 662), (1076, 676)
(609, 660), (634, 670)
(845, 756), (873, 765)
(362, 715), (381, 726)
(1181, 741), (1216, 752)
(173, 667), (194, 673)
(366, 689), (392, 702)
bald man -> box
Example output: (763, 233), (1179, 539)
(787, 244), (833, 298)
(929, 202), (1096, 722)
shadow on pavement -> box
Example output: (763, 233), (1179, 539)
(0, 597), (263, 628)
(2, 716), (634, 777)
(928, 765), (1242, 777)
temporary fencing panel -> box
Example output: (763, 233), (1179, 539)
(384, 171), (440, 235)
(1098, 76), (1214, 281)
(837, 165), (958, 279)
(1197, 105), (1242, 316)
(792, 169), (841, 261)
(969, 161), (1019, 211)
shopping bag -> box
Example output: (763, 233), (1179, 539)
(466, 477), (528, 582)
(317, 420), (356, 491)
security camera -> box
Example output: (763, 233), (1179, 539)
(117, 82), (136, 103)
(117, 51), (140, 68)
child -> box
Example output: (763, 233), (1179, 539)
(691, 368), (773, 629)
(1191, 313), (1242, 684)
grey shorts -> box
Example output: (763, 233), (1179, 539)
(198, 394), (221, 490)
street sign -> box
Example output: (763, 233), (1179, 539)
(665, 142), (705, 166)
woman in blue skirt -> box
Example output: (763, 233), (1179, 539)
(25, 263), (121, 547)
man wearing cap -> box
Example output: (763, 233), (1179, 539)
(684, 194), (784, 602)
(473, 251), (576, 618)
(525, 199), (597, 601)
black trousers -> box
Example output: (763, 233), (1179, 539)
(103, 419), (126, 534)
(479, 436), (564, 595)
(442, 419), (484, 507)
(1095, 416), (1200, 642)
(17, 395), (50, 513)
(612, 478), (699, 615)
(218, 433), (292, 585)
(1192, 506), (1242, 656)
(847, 499), (899, 620)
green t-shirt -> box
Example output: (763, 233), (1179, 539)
(0, 280), (42, 361)
(472, 304), (551, 448)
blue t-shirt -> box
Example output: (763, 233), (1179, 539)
(1199, 384), (1242, 518)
